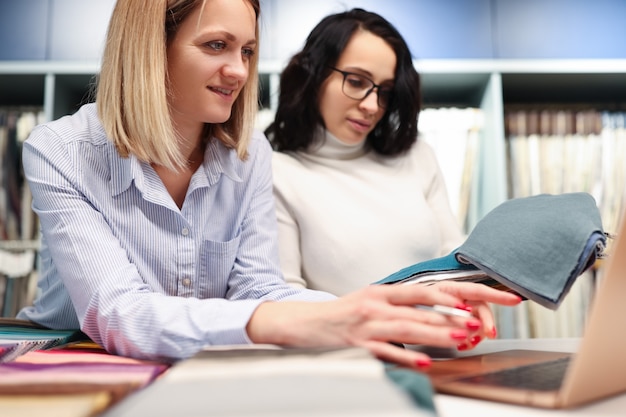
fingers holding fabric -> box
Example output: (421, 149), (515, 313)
(432, 281), (523, 307)
(331, 285), (496, 351)
(428, 281), (522, 347)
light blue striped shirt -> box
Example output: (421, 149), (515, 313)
(18, 103), (334, 361)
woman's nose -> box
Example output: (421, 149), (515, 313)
(358, 89), (381, 113)
(223, 54), (248, 81)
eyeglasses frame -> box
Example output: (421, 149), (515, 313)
(328, 67), (393, 109)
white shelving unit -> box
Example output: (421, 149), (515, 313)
(3, 58), (626, 217)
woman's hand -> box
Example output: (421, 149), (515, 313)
(246, 282), (522, 370)
(428, 281), (522, 350)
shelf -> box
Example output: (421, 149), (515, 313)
(53, 73), (98, 120)
(0, 74), (45, 107)
(0, 61), (100, 118)
(0, 240), (40, 251)
(414, 59), (626, 74)
(420, 73), (490, 107)
(502, 73), (626, 107)
(1, 58), (625, 221)
(0, 61), (100, 74)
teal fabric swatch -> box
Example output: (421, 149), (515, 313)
(373, 251), (478, 285)
(385, 365), (438, 416)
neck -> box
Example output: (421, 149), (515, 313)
(307, 127), (368, 160)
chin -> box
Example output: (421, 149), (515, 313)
(207, 112), (233, 124)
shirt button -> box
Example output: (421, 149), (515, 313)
(182, 278), (191, 287)
(181, 228), (189, 236)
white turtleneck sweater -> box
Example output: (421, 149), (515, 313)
(272, 129), (464, 296)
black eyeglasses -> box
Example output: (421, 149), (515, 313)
(329, 67), (393, 109)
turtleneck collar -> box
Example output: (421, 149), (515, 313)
(306, 126), (368, 160)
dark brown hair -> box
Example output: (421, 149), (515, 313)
(266, 8), (421, 156)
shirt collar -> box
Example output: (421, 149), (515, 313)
(202, 138), (242, 185)
(307, 126), (368, 160)
(109, 137), (243, 198)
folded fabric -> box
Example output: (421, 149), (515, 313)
(373, 252), (479, 285)
(371, 250), (514, 296)
(374, 192), (606, 310)
(0, 319), (87, 363)
(454, 192), (605, 309)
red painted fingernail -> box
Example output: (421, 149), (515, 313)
(455, 303), (472, 312)
(470, 335), (482, 346)
(416, 358), (432, 369)
(451, 330), (468, 340)
(457, 343), (469, 351)
(491, 326), (498, 338)
(466, 320), (481, 330)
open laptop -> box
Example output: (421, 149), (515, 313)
(425, 213), (626, 409)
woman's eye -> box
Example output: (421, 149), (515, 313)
(346, 75), (366, 89)
(379, 88), (393, 103)
(206, 41), (226, 51)
(242, 47), (255, 58)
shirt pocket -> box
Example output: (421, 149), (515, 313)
(198, 234), (241, 299)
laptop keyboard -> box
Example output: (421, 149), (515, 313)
(457, 356), (571, 391)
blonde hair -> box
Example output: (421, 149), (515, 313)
(97, 0), (260, 170)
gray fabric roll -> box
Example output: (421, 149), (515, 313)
(455, 192), (605, 309)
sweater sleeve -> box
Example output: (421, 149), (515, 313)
(412, 140), (466, 255)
